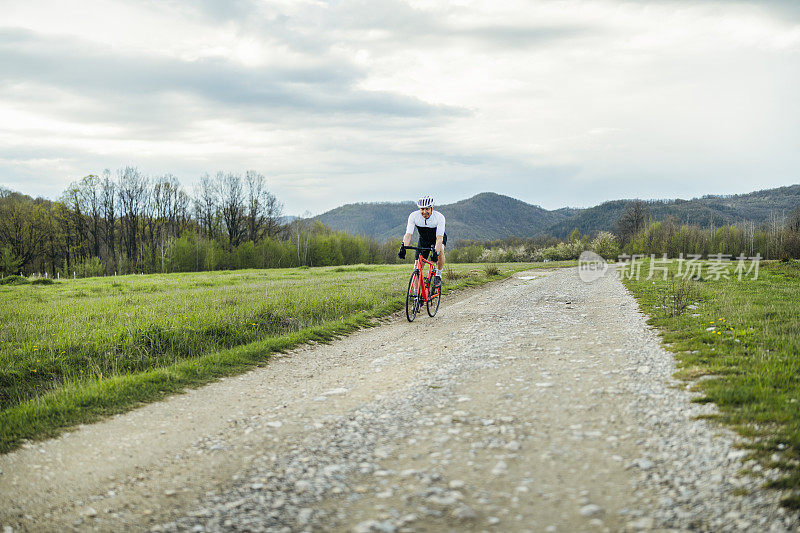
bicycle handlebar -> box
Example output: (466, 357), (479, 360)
(402, 245), (436, 252)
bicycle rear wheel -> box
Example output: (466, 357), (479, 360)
(426, 281), (441, 317)
(406, 271), (420, 322)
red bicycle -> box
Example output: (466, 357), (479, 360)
(402, 245), (441, 322)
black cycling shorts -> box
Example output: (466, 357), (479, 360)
(418, 233), (447, 259)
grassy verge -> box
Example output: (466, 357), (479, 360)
(621, 259), (800, 508)
(0, 261), (571, 453)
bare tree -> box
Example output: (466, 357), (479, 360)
(157, 175), (185, 237)
(194, 174), (218, 239)
(117, 166), (148, 270)
(244, 171), (284, 242)
(293, 211), (313, 266)
(62, 184), (89, 264)
(142, 180), (157, 271)
(785, 207), (800, 259)
(768, 210), (786, 259)
(149, 174), (186, 271)
(76, 175), (102, 258)
(245, 171), (265, 242)
(262, 189), (283, 239)
(617, 200), (649, 246)
(217, 172), (245, 248)
(172, 187), (191, 236)
(787, 207), (800, 233)
(100, 169), (117, 271)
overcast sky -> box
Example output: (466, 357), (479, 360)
(1, 0), (798, 215)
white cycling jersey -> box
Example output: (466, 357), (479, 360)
(405, 209), (446, 242)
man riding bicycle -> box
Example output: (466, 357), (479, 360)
(398, 195), (447, 292)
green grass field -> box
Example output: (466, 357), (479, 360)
(622, 259), (800, 507)
(0, 261), (573, 453)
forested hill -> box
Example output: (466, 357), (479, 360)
(315, 193), (574, 242)
(315, 185), (800, 242)
(545, 184), (800, 238)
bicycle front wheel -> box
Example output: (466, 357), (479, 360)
(406, 271), (420, 322)
(426, 283), (441, 317)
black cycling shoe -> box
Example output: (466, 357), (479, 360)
(432, 275), (442, 293)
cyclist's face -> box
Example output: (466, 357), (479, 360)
(420, 207), (432, 219)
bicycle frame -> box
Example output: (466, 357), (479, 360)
(405, 245), (437, 302)
(403, 244), (442, 322)
(414, 252), (437, 302)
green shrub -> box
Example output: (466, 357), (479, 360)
(483, 264), (501, 276)
(443, 267), (469, 280)
(479, 246), (529, 262)
(75, 257), (105, 278)
(450, 245), (484, 263)
(534, 240), (586, 261)
(1, 247), (22, 277)
(590, 231), (621, 260)
(0, 275), (29, 285)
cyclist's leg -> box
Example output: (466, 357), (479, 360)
(416, 242), (432, 295)
(431, 233), (445, 289)
(437, 232), (447, 270)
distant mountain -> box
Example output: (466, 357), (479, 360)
(545, 184), (800, 238)
(432, 193), (573, 242)
(314, 185), (800, 242)
(315, 192), (572, 242)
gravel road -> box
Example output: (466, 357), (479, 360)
(1, 266), (797, 532)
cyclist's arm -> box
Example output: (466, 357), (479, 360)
(434, 212), (445, 254)
(403, 213), (415, 247)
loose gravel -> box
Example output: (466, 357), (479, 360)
(1, 266), (797, 532)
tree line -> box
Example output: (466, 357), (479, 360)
(3, 178), (798, 279)
(619, 201), (800, 260)
(447, 200), (800, 263)
(0, 168), (400, 277)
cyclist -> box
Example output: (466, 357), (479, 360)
(398, 195), (447, 292)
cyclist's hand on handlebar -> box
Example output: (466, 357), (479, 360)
(398, 245), (406, 259)
(430, 251), (439, 262)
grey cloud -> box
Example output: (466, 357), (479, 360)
(145, 0), (438, 55)
(656, 0), (800, 21)
(451, 25), (592, 49)
(161, 0), (259, 22)
(176, 0), (594, 56)
(317, 0), (591, 47)
(0, 28), (464, 122)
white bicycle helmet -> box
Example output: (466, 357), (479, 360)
(416, 195), (434, 208)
